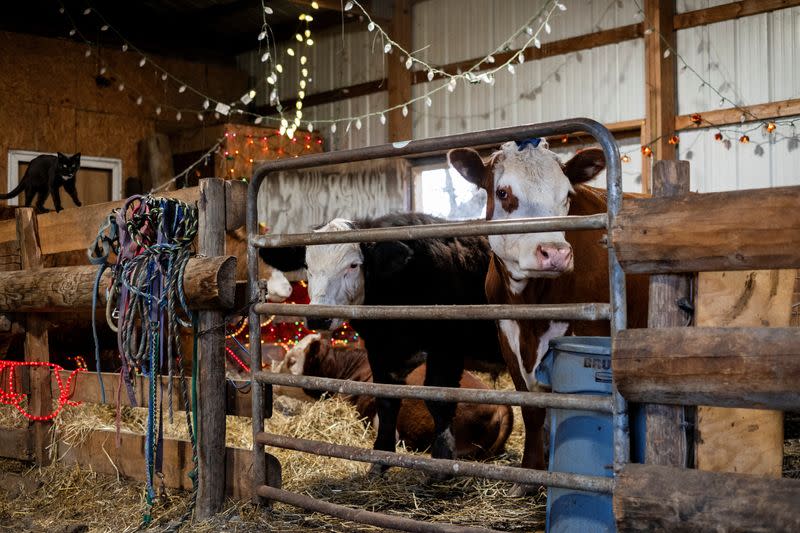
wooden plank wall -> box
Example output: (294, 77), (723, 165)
(260, 158), (411, 234)
(694, 270), (794, 476)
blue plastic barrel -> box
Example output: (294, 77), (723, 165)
(535, 336), (616, 533)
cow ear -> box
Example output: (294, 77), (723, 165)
(562, 148), (606, 185)
(259, 245), (307, 272)
(306, 336), (322, 360)
(367, 241), (414, 277)
(448, 148), (487, 189)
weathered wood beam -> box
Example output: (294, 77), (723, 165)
(53, 371), (251, 418)
(17, 208), (51, 465)
(0, 255), (236, 313)
(642, 0), (677, 193)
(613, 463), (800, 532)
(196, 179), (228, 519)
(611, 185), (800, 274)
(675, 97), (800, 131)
(674, 0), (800, 30)
(642, 161), (690, 467)
(387, 0), (412, 142)
(614, 327), (800, 410)
(58, 429), (256, 501)
(0, 427), (33, 461)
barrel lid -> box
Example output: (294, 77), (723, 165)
(547, 336), (610, 356)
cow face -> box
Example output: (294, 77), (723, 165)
(448, 141), (605, 284)
(272, 333), (323, 401)
(305, 219), (365, 330)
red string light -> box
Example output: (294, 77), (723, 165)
(225, 347), (251, 373)
(0, 360), (85, 421)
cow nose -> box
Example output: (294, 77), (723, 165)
(307, 318), (333, 331)
(536, 243), (573, 271)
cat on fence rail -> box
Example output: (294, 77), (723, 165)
(0, 152), (82, 213)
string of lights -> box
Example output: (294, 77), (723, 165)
(241, 0), (567, 133)
(625, 0), (800, 161)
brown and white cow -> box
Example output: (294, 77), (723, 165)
(448, 140), (649, 495)
(274, 333), (513, 459)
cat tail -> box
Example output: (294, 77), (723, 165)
(0, 173), (27, 199)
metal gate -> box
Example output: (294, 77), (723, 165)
(246, 118), (628, 532)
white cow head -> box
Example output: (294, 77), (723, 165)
(305, 218), (364, 330)
(448, 140), (605, 284)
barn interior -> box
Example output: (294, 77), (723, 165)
(1, 0), (799, 532)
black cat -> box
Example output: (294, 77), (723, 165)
(1, 152), (82, 213)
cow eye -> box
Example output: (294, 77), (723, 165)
(496, 189), (508, 200)
(349, 262), (359, 269)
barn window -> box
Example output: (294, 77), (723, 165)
(414, 166), (486, 220)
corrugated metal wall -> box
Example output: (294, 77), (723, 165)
(238, 0), (800, 194)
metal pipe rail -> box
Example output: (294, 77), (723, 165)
(257, 433), (616, 494)
(256, 371), (615, 412)
(252, 213), (607, 248)
(256, 485), (503, 533)
(247, 118), (630, 521)
(254, 302), (611, 321)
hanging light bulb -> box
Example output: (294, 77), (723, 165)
(368, 22), (375, 31)
(402, 105), (408, 117)
(306, 39), (314, 46)
(69, 29), (76, 36)
(300, 80), (307, 89)
(344, 1), (354, 10)
(176, 111), (182, 121)
(261, 52), (270, 62)
(300, 56), (307, 65)
(331, 123), (337, 133)
(264, 6), (273, 14)
(161, 72), (168, 81)
(258, 31), (267, 41)
(287, 48), (295, 56)
(508, 64), (516, 74)
(139, 57), (146, 67)
(301, 68), (308, 77)
(100, 24), (109, 32)
(304, 29), (311, 38)
(405, 57), (413, 69)
(448, 78), (457, 92)
(203, 99), (210, 110)
(739, 134), (750, 143)
(486, 55), (495, 64)
(122, 44), (128, 52)
(118, 82), (125, 91)
(766, 122), (777, 133)
(295, 33), (303, 42)
(425, 96), (433, 107)
(355, 118), (362, 130)
(384, 43), (392, 54)
(641, 146), (653, 157)
(427, 70), (434, 81)
(545, 22), (551, 34)
(281, 118), (289, 128)
(99, 66), (107, 75)
(621, 154), (631, 163)
(299, 90), (305, 99)
(276, 64), (283, 73)
(714, 132), (723, 141)
(178, 85), (186, 93)
(379, 113), (386, 125)
(136, 95), (143, 105)
(198, 113), (205, 121)
(308, 123), (314, 132)
(534, 38), (542, 49)
(155, 105), (162, 115)
(83, 8), (91, 15)
(85, 49), (92, 57)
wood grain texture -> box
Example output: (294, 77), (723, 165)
(694, 270), (793, 477)
(387, 0), (412, 142)
(644, 161), (690, 467)
(0, 255), (235, 312)
(196, 178), (227, 519)
(0, 427), (33, 461)
(642, 0), (677, 192)
(614, 463), (800, 533)
(614, 326), (800, 410)
(612, 186), (800, 274)
(16, 208), (51, 465)
(261, 159), (411, 234)
(674, 0), (800, 30)
(675, 97), (800, 131)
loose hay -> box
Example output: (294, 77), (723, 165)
(1, 372), (546, 532)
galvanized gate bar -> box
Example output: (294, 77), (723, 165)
(254, 302), (611, 321)
(256, 433), (616, 494)
(246, 118), (629, 516)
(256, 485), (503, 533)
(256, 371), (615, 412)
(252, 213), (607, 248)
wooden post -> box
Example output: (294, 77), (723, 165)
(695, 270), (792, 477)
(16, 208), (51, 465)
(196, 178), (227, 518)
(386, 0), (412, 142)
(642, 160), (690, 466)
(642, 0), (677, 193)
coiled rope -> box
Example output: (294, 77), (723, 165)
(89, 195), (199, 531)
